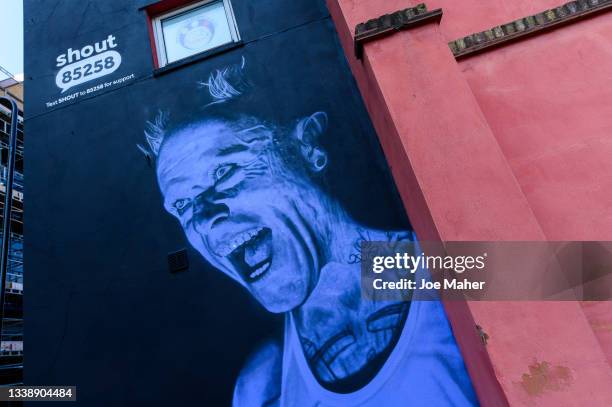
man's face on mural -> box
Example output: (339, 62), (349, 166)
(156, 114), (330, 313)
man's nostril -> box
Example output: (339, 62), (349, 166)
(191, 200), (229, 234)
(210, 214), (228, 229)
(194, 199), (229, 221)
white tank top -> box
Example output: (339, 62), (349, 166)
(280, 299), (478, 406)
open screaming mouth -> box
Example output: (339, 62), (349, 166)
(221, 227), (273, 283)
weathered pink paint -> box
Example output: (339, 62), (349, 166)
(457, 7), (612, 382)
(458, 12), (612, 241)
(327, 0), (612, 405)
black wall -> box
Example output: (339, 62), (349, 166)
(24, 0), (409, 405)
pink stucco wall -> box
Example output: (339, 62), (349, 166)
(328, 0), (612, 405)
(458, 11), (612, 241)
(456, 2), (612, 377)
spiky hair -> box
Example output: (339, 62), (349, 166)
(139, 56), (249, 157)
(138, 110), (168, 157)
(198, 56), (248, 106)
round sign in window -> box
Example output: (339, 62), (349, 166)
(178, 17), (216, 50)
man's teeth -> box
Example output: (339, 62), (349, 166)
(249, 261), (270, 280)
(218, 227), (265, 257)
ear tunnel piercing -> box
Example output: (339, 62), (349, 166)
(312, 149), (327, 172)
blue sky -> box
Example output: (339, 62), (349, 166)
(0, 0), (24, 81)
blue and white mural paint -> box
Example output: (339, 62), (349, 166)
(140, 58), (478, 406)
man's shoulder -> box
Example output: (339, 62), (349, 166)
(232, 337), (283, 407)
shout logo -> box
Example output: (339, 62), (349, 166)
(55, 35), (122, 93)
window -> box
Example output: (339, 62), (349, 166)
(152, 0), (240, 68)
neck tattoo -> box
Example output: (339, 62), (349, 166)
(294, 229), (412, 393)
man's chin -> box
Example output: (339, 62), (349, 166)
(252, 286), (308, 314)
(253, 296), (303, 313)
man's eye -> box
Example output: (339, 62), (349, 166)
(173, 198), (191, 214)
(214, 164), (236, 182)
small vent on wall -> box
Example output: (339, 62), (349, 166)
(168, 249), (189, 273)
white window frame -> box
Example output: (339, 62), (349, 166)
(152, 0), (241, 68)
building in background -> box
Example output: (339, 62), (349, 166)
(0, 77), (23, 112)
(0, 83), (23, 385)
